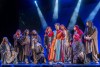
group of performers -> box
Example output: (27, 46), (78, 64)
(0, 29), (46, 64)
(0, 21), (99, 64)
(45, 21), (99, 64)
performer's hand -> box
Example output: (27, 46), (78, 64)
(85, 37), (88, 40)
(85, 36), (90, 40)
(86, 36), (91, 40)
(84, 36), (87, 40)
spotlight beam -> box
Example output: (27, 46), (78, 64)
(68, 0), (82, 30)
(34, 1), (47, 29)
(53, 0), (58, 20)
(86, 1), (100, 21)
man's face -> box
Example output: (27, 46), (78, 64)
(55, 25), (59, 30)
(86, 22), (89, 27)
(26, 31), (29, 35)
(3, 39), (7, 44)
(74, 26), (76, 31)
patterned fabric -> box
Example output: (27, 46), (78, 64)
(72, 41), (84, 63)
(33, 42), (45, 63)
(0, 43), (17, 64)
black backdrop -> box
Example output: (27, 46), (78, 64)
(0, 0), (18, 44)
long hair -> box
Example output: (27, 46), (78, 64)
(24, 29), (29, 36)
(31, 30), (38, 35)
(45, 26), (52, 34)
(74, 25), (83, 37)
(31, 30), (38, 39)
(86, 21), (94, 36)
(1, 37), (9, 44)
(60, 24), (67, 30)
(87, 21), (93, 28)
(15, 29), (21, 35)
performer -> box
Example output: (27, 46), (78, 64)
(13, 29), (23, 62)
(31, 30), (41, 44)
(60, 24), (72, 63)
(84, 21), (99, 64)
(0, 37), (17, 64)
(32, 39), (46, 64)
(21, 29), (31, 64)
(31, 30), (41, 62)
(72, 34), (84, 64)
(44, 26), (54, 62)
(54, 23), (63, 62)
(48, 30), (56, 64)
(74, 25), (83, 38)
(73, 25), (85, 64)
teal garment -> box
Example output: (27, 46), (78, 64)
(53, 30), (56, 38)
(55, 39), (61, 61)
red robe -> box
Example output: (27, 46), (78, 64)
(47, 31), (54, 61)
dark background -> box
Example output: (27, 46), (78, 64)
(0, 0), (100, 53)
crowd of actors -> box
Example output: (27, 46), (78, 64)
(0, 21), (99, 64)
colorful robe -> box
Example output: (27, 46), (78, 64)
(55, 30), (63, 62)
(44, 31), (54, 61)
(48, 31), (56, 61)
(72, 34), (84, 64)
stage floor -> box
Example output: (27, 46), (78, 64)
(1, 61), (100, 67)
(1, 64), (100, 67)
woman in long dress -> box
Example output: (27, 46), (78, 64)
(44, 27), (54, 62)
(72, 34), (84, 64)
(72, 25), (85, 64)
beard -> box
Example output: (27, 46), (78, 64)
(87, 27), (94, 36)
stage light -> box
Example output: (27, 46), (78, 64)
(34, 1), (47, 29)
(68, 0), (82, 30)
(53, 0), (58, 20)
(86, 1), (100, 21)
(34, 1), (36, 4)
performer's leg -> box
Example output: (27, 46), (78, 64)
(92, 53), (99, 63)
(13, 57), (18, 64)
(25, 55), (29, 64)
(68, 47), (72, 63)
(22, 47), (25, 62)
(56, 40), (61, 61)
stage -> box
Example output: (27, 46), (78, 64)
(1, 64), (100, 67)
(0, 0), (100, 67)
